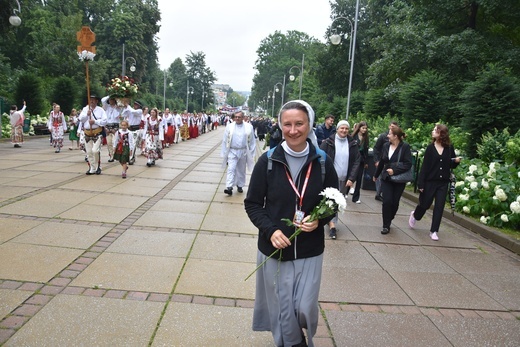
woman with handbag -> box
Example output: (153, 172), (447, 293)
(409, 124), (461, 240)
(373, 126), (412, 235)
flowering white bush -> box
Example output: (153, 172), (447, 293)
(454, 159), (519, 229)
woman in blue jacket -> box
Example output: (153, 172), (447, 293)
(245, 100), (338, 347)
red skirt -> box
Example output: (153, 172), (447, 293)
(165, 125), (174, 144)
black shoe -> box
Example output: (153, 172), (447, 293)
(224, 187), (233, 196)
(375, 194), (383, 202)
(237, 187), (243, 193)
(146, 162), (152, 167)
(13, 144), (21, 148)
(108, 158), (114, 162)
(129, 157), (135, 165)
(55, 150), (59, 153)
(381, 227), (390, 234)
(84, 156), (88, 162)
(329, 227), (337, 239)
(95, 168), (102, 175)
(151, 160), (155, 166)
(86, 170), (93, 175)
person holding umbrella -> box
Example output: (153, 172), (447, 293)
(409, 124), (462, 240)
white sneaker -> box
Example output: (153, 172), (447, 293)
(349, 187), (355, 195)
(355, 200), (361, 204)
(409, 211), (416, 228)
(430, 232), (439, 241)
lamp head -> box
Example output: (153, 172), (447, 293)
(9, 15), (21, 26)
(329, 34), (341, 45)
(129, 65), (136, 72)
(289, 75), (296, 81)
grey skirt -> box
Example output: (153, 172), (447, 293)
(253, 251), (323, 347)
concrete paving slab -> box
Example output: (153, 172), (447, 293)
(70, 252), (184, 293)
(153, 302), (272, 347)
(163, 188), (217, 201)
(175, 259), (256, 300)
(319, 268), (413, 305)
(4, 294), (164, 346)
(0, 243), (83, 282)
(59, 176), (122, 192)
(11, 221), (110, 249)
(0, 218), (42, 243)
(349, 223), (420, 245)
(106, 179), (166, 196)
(151, 199), (210, 214)
(0, 289), (33, 321)
(428, 247), (520, 275)
(134, 210), (205, 230)
(135, 167), (183, 180)
(107, 229), (195, 258)
(389, 271), (506, 310)
(325, 311), (451, 347)
(0, 160), (38, 170)
(58, 204), (135, 224)
(323, 241), (382, 269)
(464, 273), (520, 311)
(182, 170), (223, 183)
(0, 186), (38, 201)
(201, 202), (257, 234)
(174, 181), (219, 192)
(82, 193), (148, 209)
(364, 243), (456, 273)
(190, 234), (257, 263)
(429, 315), (520, 347)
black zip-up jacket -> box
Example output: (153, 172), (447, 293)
(320, 134), (361, 182)
(417, 144), (459, 189)
(374, 141), (413, 181)
(244, 140), (338, 261)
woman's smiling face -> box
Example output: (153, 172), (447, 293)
(280, 108), (310, 152)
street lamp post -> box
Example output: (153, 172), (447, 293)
(121, 43), (136, 77)
(201, 85), (208, 110)
(289, 54), (305, 99)
(329, 1), (359, 120)
(273, 82), (283, 117)
(186, 80), (194, 112)
(9, 0), (22, 26)
(163, 71), (173, 111)
(267, 91), (272, 117)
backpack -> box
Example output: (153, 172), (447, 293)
(271, 127), (281, 141)
(267, 146), (327, 183)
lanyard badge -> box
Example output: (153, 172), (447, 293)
(285, 162), (313, 226)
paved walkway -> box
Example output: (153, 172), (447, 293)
(0, 129), (519, 347)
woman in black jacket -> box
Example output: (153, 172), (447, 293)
(409, 124), (461, 240)
(373, 126), (412, 235)
(244, 100), (338, 347)
(350, 121), (369, 203)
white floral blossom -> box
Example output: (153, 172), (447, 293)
(501, 214), (509, 223)
(517, 196), (520, 203)
(455, 181), (465, 188)
(481, 179), (489, 189)
(468, 165), (478, 174)
(465, 175), (475, 182)
(518, 171), (520, 178)
(495, 189), (507, 202)
(480, 216), (490, 224)
(489, 162), (497, 170)
(77, 50), (96, 61)
(511, 201), (520, 214)
(462, 206), (470, 213)
(470, 182), (478, 190)
(459, 194), (469, 201)
(487, 169), (496, 177)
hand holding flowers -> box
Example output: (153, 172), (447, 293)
(244, 187), (347, 281)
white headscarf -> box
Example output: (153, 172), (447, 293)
(277, 100), (318, 148)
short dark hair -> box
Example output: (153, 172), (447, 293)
(325, 114), (335, 120)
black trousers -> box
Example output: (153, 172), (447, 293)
(351, 160), (364, 202)
(413, 180), (449, 233)
(381, 179), (406, 228)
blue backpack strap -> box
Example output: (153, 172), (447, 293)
(267, 146), (276, 172)
(316, 147), (327, 184)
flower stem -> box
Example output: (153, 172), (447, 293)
(244, 228), (302, 281)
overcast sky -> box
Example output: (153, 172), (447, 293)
(156, 0), (332, 92)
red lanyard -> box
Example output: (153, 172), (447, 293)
(284, 162), (313, 210)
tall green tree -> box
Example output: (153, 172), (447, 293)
(185, 51), (216, 112)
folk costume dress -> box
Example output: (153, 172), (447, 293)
(180, 114), (190, 141)
(143, 116), (164, 166)
(48, 110), (68, 152)
(163, 113), (175, 146)
(102, 96), (123, 161)
(10, 104), (26, 147)
(68, 114), (80, 143)
(113, 129), (135, 164)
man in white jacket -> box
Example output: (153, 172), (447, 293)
(221, 111), (256, 196)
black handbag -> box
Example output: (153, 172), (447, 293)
(388, 146), (413, 184)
